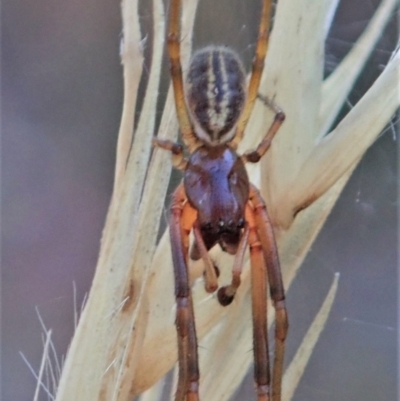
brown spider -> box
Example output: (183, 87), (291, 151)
(153, 0), (288, 400)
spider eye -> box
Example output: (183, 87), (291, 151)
(186, 46), (246, 145)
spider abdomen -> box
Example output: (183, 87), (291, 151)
(186, 46), (246, 146)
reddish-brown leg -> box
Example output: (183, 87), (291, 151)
(217, 224), (250, 306)
(250, 186), (288, 401)
(170, 184), (200, 401)
(245, 204), (271, 401)
(192, 222), (219, 293)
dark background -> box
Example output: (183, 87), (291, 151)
(2, 0), (398, 400)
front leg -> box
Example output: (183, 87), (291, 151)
(217, 224), (250, 306)
(192, 221), (219, 293)
(250, 186), (288, 401)
(169, 184), (200, 401)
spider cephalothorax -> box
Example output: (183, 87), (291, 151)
(184, 145), (249, 253)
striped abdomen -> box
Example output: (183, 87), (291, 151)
(186, 46), (246, 146)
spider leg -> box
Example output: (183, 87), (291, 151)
(170, 184), (200, 401)
(232, 0), (273, 147)
(246, 203), (271, 401)
(217, 224), (250, 306)
(168, 0), (199, 152)
(250, 186), (288, 401)
(192, 222), (219, 293)
(152, 138), (188, 170)
(242, 96), (285, 164)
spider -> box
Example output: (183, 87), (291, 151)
(153, 0), (288, 400)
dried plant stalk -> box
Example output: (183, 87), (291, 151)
(55, 1), (199, 400)
(114, 0), (144, 190)
(54, 0), (399, 401)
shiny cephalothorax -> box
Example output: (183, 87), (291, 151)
(184, 145), (249, 254)
(153, 1), (288, 400)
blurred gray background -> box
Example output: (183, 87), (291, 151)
(2, 0), (398, 400)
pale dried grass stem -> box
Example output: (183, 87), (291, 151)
(319, 0), (399, 137)
(114, 0), (144, 191)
